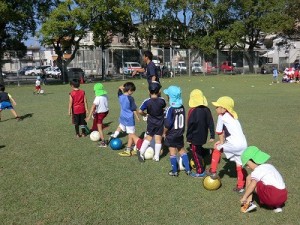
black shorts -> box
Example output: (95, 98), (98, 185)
(146, 123), (164, 136)
(73, 113), (87, 126)
(164, 135), (184, 149)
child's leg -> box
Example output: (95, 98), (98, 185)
(190, 144), (205, 174)
(153, 135), (162, 160)
(210, 143), (222, 173)
(10, 109), (19, 118)
(179, 148), (191, 172)
(169, 147), (178, 173)
(111, 126), (122, 138)
(137, 135), (151, 162)
(97, 124), (104, 141)
(244, 174), (254, 203)
(75, 125), (80, 137)
(236, 163), (247, 189)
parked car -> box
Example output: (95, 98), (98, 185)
(122, 62), (142, 75)
(191, 62), (203, 73)
(25, 65), (51, 76)
(220, 61), (234, 72)
(18, 66), (34, 75)
(2, 72), (6, 78)
(175, 61), (187, 74)
(67, 68), (85, 81)
(45, 67), (61, 79)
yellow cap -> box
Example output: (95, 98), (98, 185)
(212, 96), (238, 119)
(189, 89), (208, 107)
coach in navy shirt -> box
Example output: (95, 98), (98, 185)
(132, 50), (160, 85)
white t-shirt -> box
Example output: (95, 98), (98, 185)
(251, 164), (286, 189)
(216, 112), (247, 158)
(93, 95), (109, 113)
(36, 80), (41, 86)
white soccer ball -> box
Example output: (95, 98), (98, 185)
(178, 157), (185, 170)
(90, 131), (100, 142)
(40, 90), (44, 94)
(144, 146), (154, 160)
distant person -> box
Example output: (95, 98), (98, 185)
(68, 79), (89, 138)
(41, 69), (47, 85)
(206, 96), (248, 193)
(272, 67), (279, 83)
(87, 83), (109, 147)
(33, 76), (41, 94)
(110, 82), (140, 157)
(137, 82), (166, 162)
(186, 89), (215, 177)
(132, 50), (160, 85)
(0, 84), (21, 121)
(240, 146), (287, 213)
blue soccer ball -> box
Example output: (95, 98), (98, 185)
(110, 138), (123, 150)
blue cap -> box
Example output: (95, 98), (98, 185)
(163, 86), (183, 108)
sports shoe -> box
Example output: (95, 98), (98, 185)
(273, 208), (283, 213)
(206, 169), (219, 180)
(241, 202), (257, 213)
(137, 150), (145, 162)
(233, 187), (245, 194)
(131, 149), (138, 156)
(152, 157), (159, 162)
(118, 150), (131, 157)
(168, 170), (178, 177)
(98, 141), (107, 148)
(190, 171), (206, 178)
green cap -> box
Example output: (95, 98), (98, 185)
(241, 146), (270, 167)
(94, 83), (107, 96)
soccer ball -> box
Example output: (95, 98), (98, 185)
(40, 90), (44, 94)
(110, 138), (123, 150)
(90, 131), (100, 141)
(178, 157), (185, 170)
(203, 176), (222, 191)
(190, 159), (196, 170)
(144, 146), (154, 160)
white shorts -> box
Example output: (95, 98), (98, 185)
(119, 123), (135, 134)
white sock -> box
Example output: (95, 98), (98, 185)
(139, 139), (150, 156)
(154, 143), (162, 160)
(112, 131), (120, 138)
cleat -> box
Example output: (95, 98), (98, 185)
(206, 169), (219, 180)
(98, 141), (107, 148)
(137, 150), (145, 162)
(118, 150), (131, 157)
(273, 208), (283, 213)
(241, 202), (257, 213)
(190, 171), (206, 178)
(168, 170), (178, 177)
(233, 187), (245, 194)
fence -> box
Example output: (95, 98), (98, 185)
(2, 47), (299, 83)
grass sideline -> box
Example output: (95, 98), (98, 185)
(0, 75), (299, 225)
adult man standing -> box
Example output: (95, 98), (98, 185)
(132, 50), (160, 85)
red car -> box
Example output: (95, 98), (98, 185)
(220, 61), (234, 72)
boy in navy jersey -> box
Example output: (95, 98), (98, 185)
(137, 82), (166, 162)
(0, 84), (21, 121)
(163, 86), (194, 177)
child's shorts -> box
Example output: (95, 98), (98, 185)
(35, 85), (41, 90)
(164, 135), (184, 149)
(256, 181), (288, 208)
(0, 101), (13, 110)
(146, 122), (164, 136)
(119, 123), (135, 134)
(93, 111), (109, 124)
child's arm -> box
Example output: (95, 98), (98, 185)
(68, 95), (73, 116)
(138, 109), (147, 116)
(240, 179), (257, 204)
(84, 95), (89, 115)
(8, 94), (17, 106)
(87, 104), (96, 121)
(134, 110), (140, 121)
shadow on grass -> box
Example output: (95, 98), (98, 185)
(0, 145), (5, 149)
(219, 159), (237, 179)
(19, 113), (34, 121)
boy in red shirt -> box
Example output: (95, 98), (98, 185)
(68, 79), (89, 138)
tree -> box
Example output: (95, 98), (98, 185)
(0, 0), (37, 85)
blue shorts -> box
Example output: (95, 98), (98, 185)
(164, 135), (184, 149)
(0, 101), (13, 110)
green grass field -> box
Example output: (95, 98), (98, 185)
(1, 75), (299, 225)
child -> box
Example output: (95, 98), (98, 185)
(240, 146), (287, 213)
(34, 76), (41, 94)
(110, 82), (140, 156)
(137, 82), (166, 162)
(0, 84), (21, 121)
(207, 96), (247, 193)
(68, 79), (89, 138)
(272, 67), (279, 83)
(186, 89), (215, 177)
(163, 85), (194, 177)
(87, 83), (109, 147)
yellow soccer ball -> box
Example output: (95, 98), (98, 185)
(203, 176), (221, 191)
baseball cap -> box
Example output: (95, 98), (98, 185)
(212, 96), (238, 119)
(241, 146), (271, 167)
(189, 89), (208, 107)
(163, 85), (183, 108)
(94, 83), (107, 96)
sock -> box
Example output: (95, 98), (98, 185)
(181, 153), (191, 172)
(139, 139), (150, 156)
(236, 165), (246, 189)
(210, 149), (221, 173)
(112, 131), (120, 138)
(75, 125), (80, 135)
(154, 143), (162, 159)
(170, 155), (178, 173)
